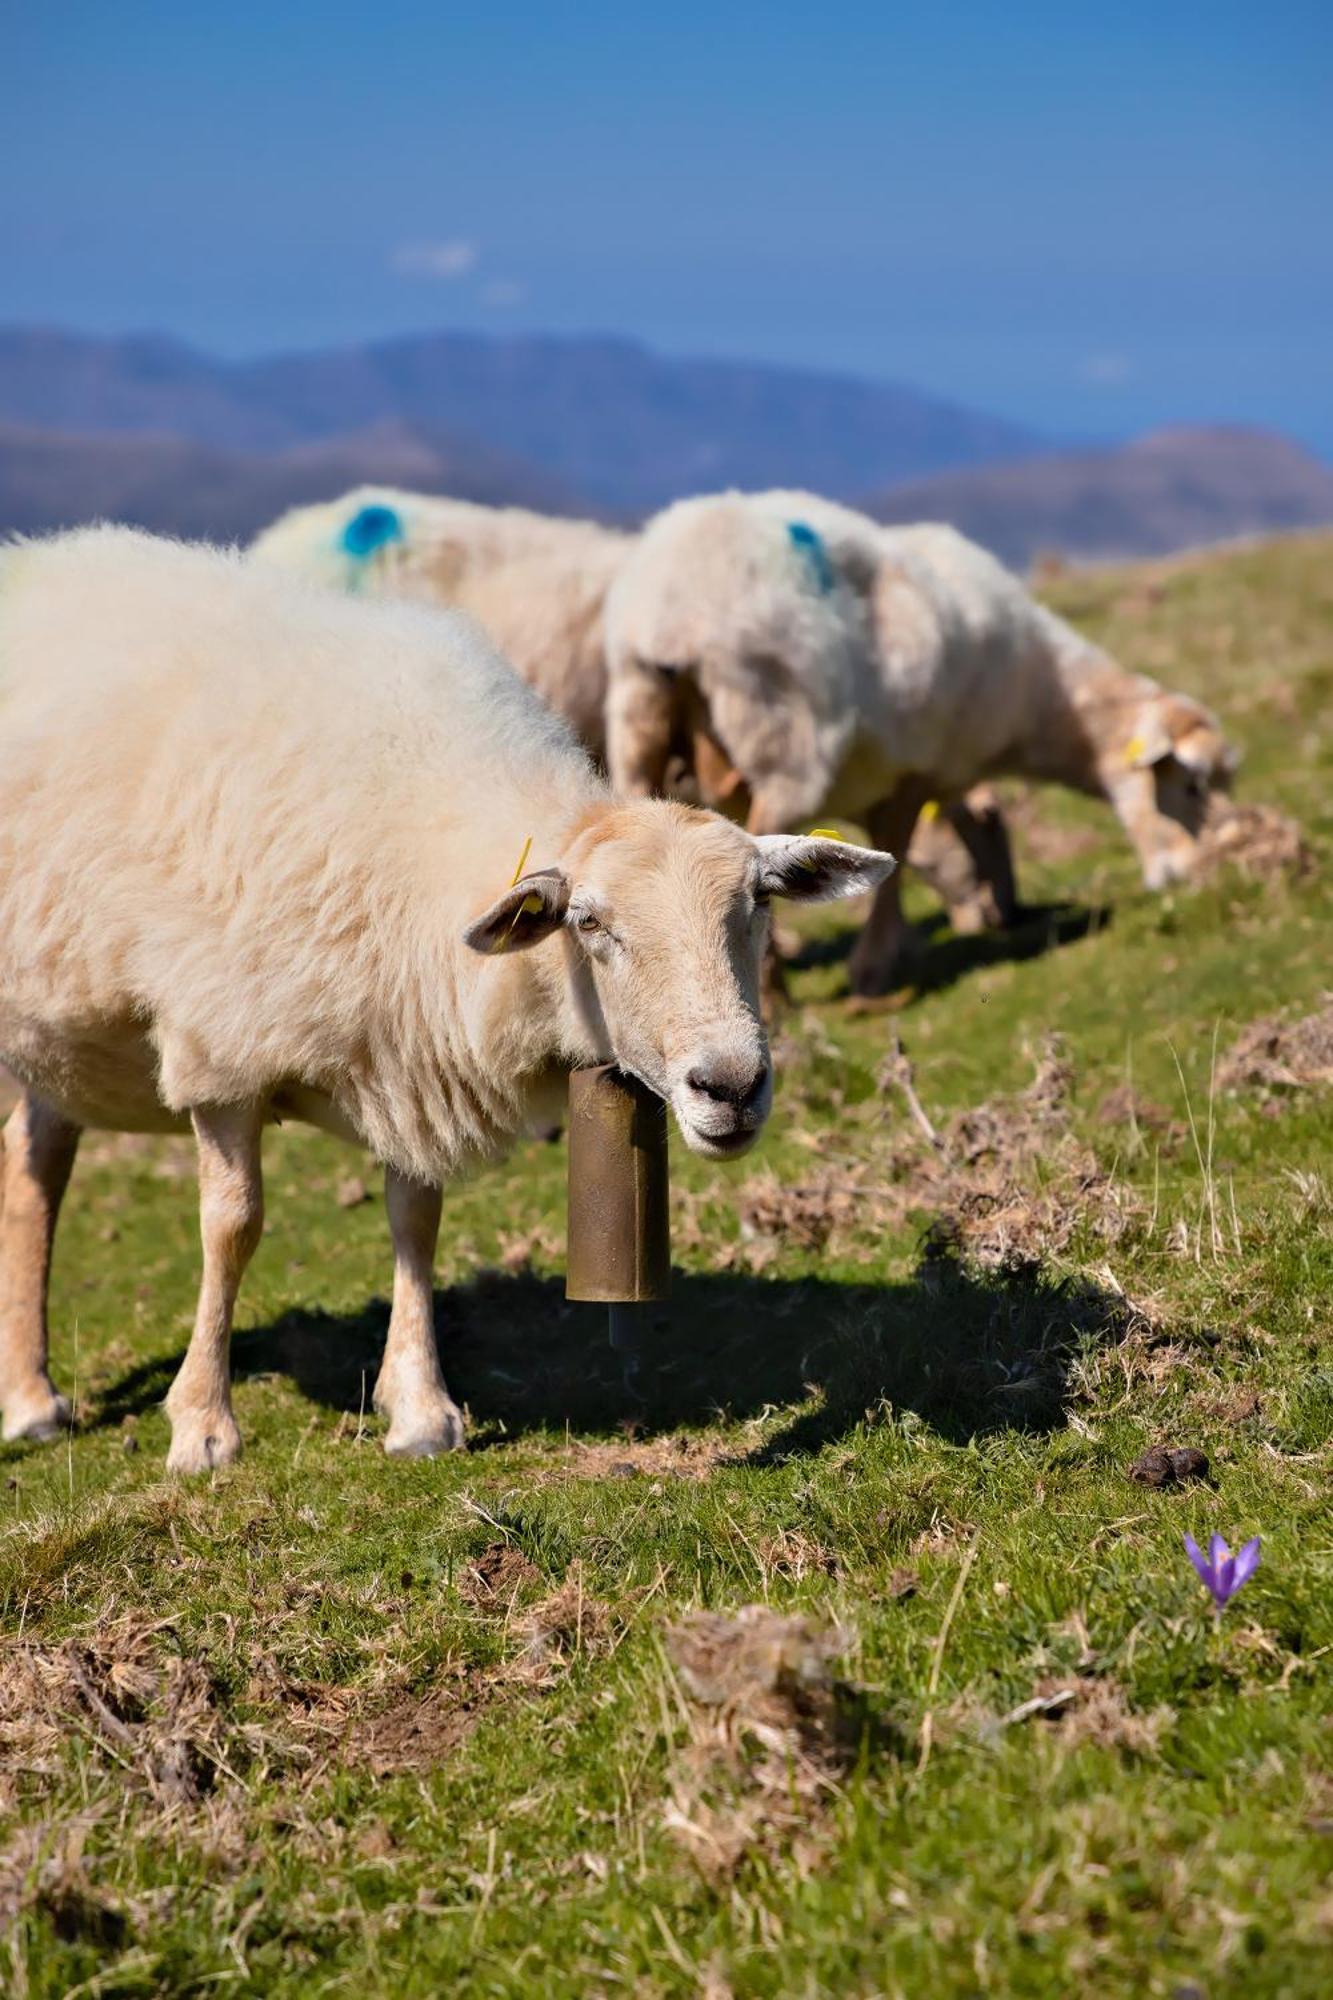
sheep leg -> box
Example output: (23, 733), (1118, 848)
(374, 1171), (464, 1457)
(165, 1104), (263, 1474)
(0, 1089), (81, 1442)
(847, 780), (934, 997)
(941, 786), (1019, 930)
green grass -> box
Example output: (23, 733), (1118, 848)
(3, 533), (1333, 1997)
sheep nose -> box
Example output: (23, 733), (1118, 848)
(686, 1061), (770, 1111)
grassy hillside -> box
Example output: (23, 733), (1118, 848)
(3, 534), (1332, 1997)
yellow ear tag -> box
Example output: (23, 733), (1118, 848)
(918, 800), (939, 824)
(490, 834), (539, 953)
(509, 834), (534, 886)
(797, 828), (845, 873)
(1124, 733), (1147, 766)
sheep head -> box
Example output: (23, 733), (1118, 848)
(464, 801), (893, 1158)
(1105, 690), (1240, 888)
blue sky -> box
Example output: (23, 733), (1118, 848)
(4, 1), (1331, 450)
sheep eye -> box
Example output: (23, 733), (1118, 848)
(576, 911), (602, 935)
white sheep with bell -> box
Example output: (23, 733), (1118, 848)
(0, 527), (892, 1468)
(604, 491), (1238, 993)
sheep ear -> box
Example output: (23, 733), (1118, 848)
(1125, 712), (1175, 768)
(464, 869), (570, 955)
(754, 834), (895, 903)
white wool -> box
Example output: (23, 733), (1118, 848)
(251, 488), (631, 756)
(605, 491), (1233, 858)
(0, 526), (603, 1180)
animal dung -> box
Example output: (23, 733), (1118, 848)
(1128, 1444), (1211, 1487)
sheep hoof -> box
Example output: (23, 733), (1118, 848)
(383, 1403), (466, 1458)
(166, 1410), (242, 1475)
(1, 1381), (72, 1444)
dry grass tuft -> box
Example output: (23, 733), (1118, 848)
(0, 1615), (225, 1813)
(1029, 1674), (1175, 1756)
(758, 1530), (839, 1580)
(0, 1815), (131, 1951)
(662, 1607), (860, 1880)
(1217, 997), (1333, 1098)
(1196, 1385), (1263, 1426)
(507, 1565), (619, 1685)
(738, 1035), (1140, 1273)
(1195, 799), (1316, 884)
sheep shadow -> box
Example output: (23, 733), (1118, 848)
(90, 1248), (1138, 1461)
(790, 900), (1108, 1000)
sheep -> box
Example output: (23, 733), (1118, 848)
(0, 527), (892, 1469)
(251, 488), (631, 758)
(604, 492), (1237, 993)
(249, 490), (1004, 937)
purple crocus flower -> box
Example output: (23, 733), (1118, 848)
(1184, 1532), (1261, 1612)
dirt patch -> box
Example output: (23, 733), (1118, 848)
(662, 1607), (866, 1880)
(737, 1035), (1142, 1272)
(1195, 799), (1316, 884)
(458, 1542), (542, 1607)
(554, 1434), (742, 1483)
(1217, 998), (1333, 1098)
(355, 1683), (482, 1777)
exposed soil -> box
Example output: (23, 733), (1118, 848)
(355, 1684), (482, 1777)
(458, 1541), (542, 1607)
(554, 1434), (742, 1483)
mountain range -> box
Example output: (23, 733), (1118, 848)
(1, 324), (1331, 561)
(868, 426), (1333, 566)
(0, 325), (1038, 518)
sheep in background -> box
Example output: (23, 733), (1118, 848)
(604, 492), (1237, 994)
(0, 527), (891, 1467)
(251, 488), (630, 755)
(250, 488), (1007, 935)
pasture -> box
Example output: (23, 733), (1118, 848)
(2, 532), (1331, 1997)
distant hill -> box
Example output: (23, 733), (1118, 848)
(0, 418), (583, 542)
(0, 325), (1041, 519)
(866, 428), (1333, 566)
(4, 328), (1329, 558)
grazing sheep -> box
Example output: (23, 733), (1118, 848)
(252, 490), (1005, 923)
(251, 488), (630, 756)
(0, 528), (891, 1468)
(604, 493), (1237, 993)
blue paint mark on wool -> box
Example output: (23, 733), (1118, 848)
(340, 504), (404, 560)
(786, 520), (834, 594)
